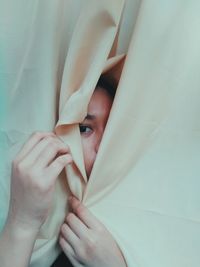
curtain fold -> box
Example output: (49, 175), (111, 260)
(1, 0), (200, 266)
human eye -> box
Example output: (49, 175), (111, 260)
(79, 124), (93, 135)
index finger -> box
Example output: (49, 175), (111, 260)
(16, 131), (55, 162)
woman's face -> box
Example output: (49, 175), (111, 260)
(79, 87), (113, 177)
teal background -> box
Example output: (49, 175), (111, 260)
(0, 44), (8, 230)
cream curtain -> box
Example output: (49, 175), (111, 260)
(1, 0), (200, 266)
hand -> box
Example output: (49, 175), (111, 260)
(7, 131), (72, 232)
(59, 197), (127, 267)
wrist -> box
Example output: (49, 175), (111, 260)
(6, 207), (43, 233)
(0, 217), (39, 267)
(5, 217), (40, 242)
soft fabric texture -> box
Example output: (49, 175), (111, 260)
(1, 0), (200, 266)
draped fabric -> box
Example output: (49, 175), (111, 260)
(1, 0), (200, 266)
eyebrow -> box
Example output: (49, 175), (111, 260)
(84, 114), (96, 120)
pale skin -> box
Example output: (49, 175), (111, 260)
(59, 88), (126, 266)
(0, 132), (73, 267)
(0, 88), (126, 267)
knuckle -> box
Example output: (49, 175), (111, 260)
(44, 136), (55, 146)
(49, 139), (59, 150)
(61, 224), (65, 231)
(76, 204), (84, 217)
(45, 135), (55, 142)
(66, 213), (75, 224)
(61, 224), (69, 236)
(56, 156), (68, 166)
(14, 161), (26, 174)
(49, 137), (68, 149)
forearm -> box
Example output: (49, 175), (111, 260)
(0, 219), (38, 267)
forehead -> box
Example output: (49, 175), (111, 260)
(87, 88), (113, 118)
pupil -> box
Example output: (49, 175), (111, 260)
(79, 125), (87, 132)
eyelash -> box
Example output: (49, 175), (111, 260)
(79, 125), (93, 135)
